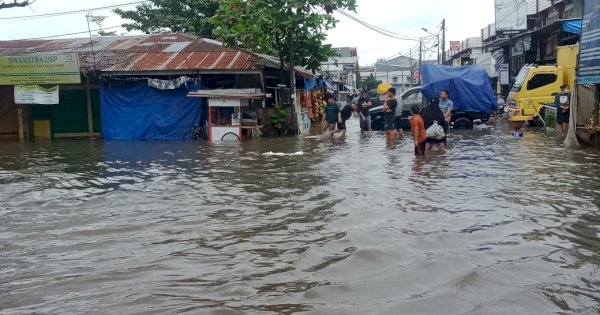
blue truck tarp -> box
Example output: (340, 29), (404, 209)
(100, 81), (202, 141)
(420, 65), (496, 113)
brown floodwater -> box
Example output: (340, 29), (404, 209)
(1, 118), (599, 314)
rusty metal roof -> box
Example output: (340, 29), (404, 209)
(0, 34), (262, 73)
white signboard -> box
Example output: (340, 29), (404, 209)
(500, 64), (510, 85)
(495, 0), (527, 35)
(14, 85), (59, 105)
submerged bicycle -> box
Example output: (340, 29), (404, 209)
(182, 122), (208, 141)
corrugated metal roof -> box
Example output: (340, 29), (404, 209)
(0, 33), (260, 73)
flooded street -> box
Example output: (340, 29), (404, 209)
(1, 118), (600, 314)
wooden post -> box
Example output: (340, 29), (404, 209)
(595, 85), (600, 127)
(260, 71), (266, 108)
(17, 105), (24, 141)
(85, 74), (94, 137)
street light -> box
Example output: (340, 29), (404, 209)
(422, 27), (440, 64)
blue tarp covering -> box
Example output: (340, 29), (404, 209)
(420, 65), (496, 113)
(563, 19), (582, 34)
(100, 80), (202, 140)
(304, 77), (335, 91)
(304, 77), (317, 90)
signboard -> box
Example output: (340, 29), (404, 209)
(500, 64), (510, 85)
(14, 85), (59, 105)
(492, 49), (505, 73)
(343, 64), (356, 71)
(0, 53), (81, 85)
(450, 41), (460, 51)
(495, 0), (527, 36)
(577, 0), (600, 84)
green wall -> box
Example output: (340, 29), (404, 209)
(31, 88), (101, 136)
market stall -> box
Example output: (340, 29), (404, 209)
(188, 89), (264, 143)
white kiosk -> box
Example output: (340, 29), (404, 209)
(188, 89), (264, 143)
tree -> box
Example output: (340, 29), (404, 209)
(0, 0), (34, 9)
(362, 74), (380, 91)
(212, 0), (357, 80)
(114, 0), (219, 36)
(88, 15), (117, 36)
(355, 63), (361, 87)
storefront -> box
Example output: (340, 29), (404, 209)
(0, 53), (100, 141)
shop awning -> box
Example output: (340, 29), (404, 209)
(563, 19), (582, 34)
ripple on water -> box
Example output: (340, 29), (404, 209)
(1, 120), (600, 314)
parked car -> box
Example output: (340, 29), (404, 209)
(369, 87), (423, 131)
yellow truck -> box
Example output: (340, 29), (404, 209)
(508, 45), (579, 124)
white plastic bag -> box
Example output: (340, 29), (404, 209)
(426, 122), (445, 140)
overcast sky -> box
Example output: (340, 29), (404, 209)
(0, 0), (496, 65)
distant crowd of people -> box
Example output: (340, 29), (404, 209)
(320, 87), (454, 157)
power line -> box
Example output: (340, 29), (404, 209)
(7, 27), (218, 41)
(0, 0), (149, 21)
(9, 26), (123, 40)
(336, 10), (429, 42)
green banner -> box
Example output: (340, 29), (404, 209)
(0, 53), (81, 85)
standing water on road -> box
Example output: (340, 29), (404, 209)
(1, 119), (600, 314)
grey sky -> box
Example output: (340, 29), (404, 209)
(0, 0), (496, 65)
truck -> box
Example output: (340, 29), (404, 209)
(508, 45), (579, 124)
(420, 64), (496, 129)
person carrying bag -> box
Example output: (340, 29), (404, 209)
(422, 98), (447, 153)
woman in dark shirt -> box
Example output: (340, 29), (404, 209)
(421, 98), (447, 153)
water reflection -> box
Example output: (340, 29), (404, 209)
(1, 118), (599, 314)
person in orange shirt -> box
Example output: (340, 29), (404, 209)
(410, 105), (427, 156)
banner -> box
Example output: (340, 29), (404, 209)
(500, 64), (510, 85)
(147, 76), (191, 90)
(14, 85), (59, 105)
(577, 0), (600, 85)
(495, 0), (527, 35)
(0, 53), (81, 85)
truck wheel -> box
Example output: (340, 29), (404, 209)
(454, 117), (473, 130)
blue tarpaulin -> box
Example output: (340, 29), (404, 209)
(563, 19), (582, 34)
(304, 77), (317, 90)
(420, 65), (496, 113)
(304, 77), (335, 91)
(100, 80), (202, 140)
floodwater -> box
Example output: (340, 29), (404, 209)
(1, 118), (600, 315)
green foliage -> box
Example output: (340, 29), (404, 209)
(362, 74), (379, 91)
(98, 30), (117, 36)
(114, 0), (220, 36)
(212, 0), (357, 72)
(271, 104), (287, 130)
(355, 63), (361, 87)
(88, 15), (117, 36)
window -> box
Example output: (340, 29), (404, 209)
(393, 77), (398, 83)
(527, 73), (558, 90)
(512, 67), (529, 91)
(402, 91), (423, 111)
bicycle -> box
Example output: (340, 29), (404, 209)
(220, 132), (241, 143)
(183, 122), (208, 141)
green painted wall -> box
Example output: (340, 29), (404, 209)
(30, 88), (101, 136)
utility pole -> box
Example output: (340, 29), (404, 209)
(418, 38), (422, 85)
(409, 48), (413, 87)
(288, 28), (297, 134)
(85, 12), (98, 69)
(441, 19), (446, 65)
